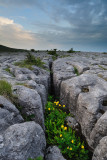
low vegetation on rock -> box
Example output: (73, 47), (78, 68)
(47, 49), (58, 57)
(14, 52), (45, 70)
(67, 48), (75, 53)
(0, 80), (13, 98)
(45, 96), (89, 160)
(28, 156), (43, 160)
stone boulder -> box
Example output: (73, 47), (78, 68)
(0, 96), (23, 134)
(60, 73), (107, 150)
(92, 136), (107, 160)
(12, 85), (45, 129)
(45, 146), (66, 160)
(0, 122), (46, 160)
(52, 58), (75, 97)
(27, 80), (47, 111)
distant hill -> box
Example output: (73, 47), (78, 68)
(0, 44), (27, 52)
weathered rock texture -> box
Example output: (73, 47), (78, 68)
(92, 136), (107, 160)
(0, 52), (51, 160)
(0, 122), (46, 160)
(0, 96), (24, 134)
(45, 146), (66, 160)
(0, 51), (107, 159)
(12, 85), (45, 129)
(52, 53), (107, 159)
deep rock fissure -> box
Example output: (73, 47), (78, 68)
(47, 62), (93, 160)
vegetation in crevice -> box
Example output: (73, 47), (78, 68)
(14, 52), (45, 70)
(0, 80), (13, 99)
(4, 67), (15, 77)
(45, 96), (89, 160)
(28, 156), (43, 160)
(47, 49), (58, 58)
(74, 67), (79, 76)
(98, 65), (107, 70)
(98, 74), (107, 81)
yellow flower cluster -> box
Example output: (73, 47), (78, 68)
(61, 125), (67, 130)
(54, 101), (59, 105)
(54, 101), (66, 108)
(67, 146), (72, 150)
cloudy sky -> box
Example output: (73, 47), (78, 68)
(0, 0), (107, 51)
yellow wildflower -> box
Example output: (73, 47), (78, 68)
(64, 127), (67, 130)
(55, 102), (59, 105)
(63, 105), (65, 107)
(81, 145), (84, 149)
(59, 104), (61, 107)
(61, 125), (64, 128)
(71, 140), (74, 143)
(60, 134), (62, 137)
(70, 147), (72, 150)
(67, 147), (69, 149)
(48, 108), (50, 110)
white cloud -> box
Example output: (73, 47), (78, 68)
(0, 16), (37, 49)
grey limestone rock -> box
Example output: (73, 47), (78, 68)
(60, 73), (107, 149)
(0, 96), (24, 134)
(27, 80), (47, 111)
(92, 136), (107, 160)
(0, 121), (46, 160)
(45, 146), (66, 160)
(52, 58), (75, 97)
(12, 85), (45, 129)
(65, 116), (79, 130)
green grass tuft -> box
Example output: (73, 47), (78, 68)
(0, 80), (12, 98)
(74, 67), (79, 76)
(28, 156), (43, 160)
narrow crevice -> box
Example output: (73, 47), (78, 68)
(46, 61), (93, 160)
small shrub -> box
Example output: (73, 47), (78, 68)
(67, 48), (75, 53)
(31, 49), (35, 52)
(102, 52), (107, 54)
(14, 53), (45, 70)
(48, 49), (58, 57)
(45, 99), (89, 160)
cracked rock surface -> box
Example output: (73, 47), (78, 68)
(52, 52), (107, 159)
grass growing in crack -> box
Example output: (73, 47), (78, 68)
(0, 80), (13, 98)
(45, 97), (89, 160)
(98, 65), (107, 70)
(28, 156), (43, 160)
(15, 82), (33, 89)
(74, 67), (79, 76)
(98, 74), (107, 81)
(14, 52), (45, 70)
(0, 80), (35, 121)
(4, 67), (15, 77)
